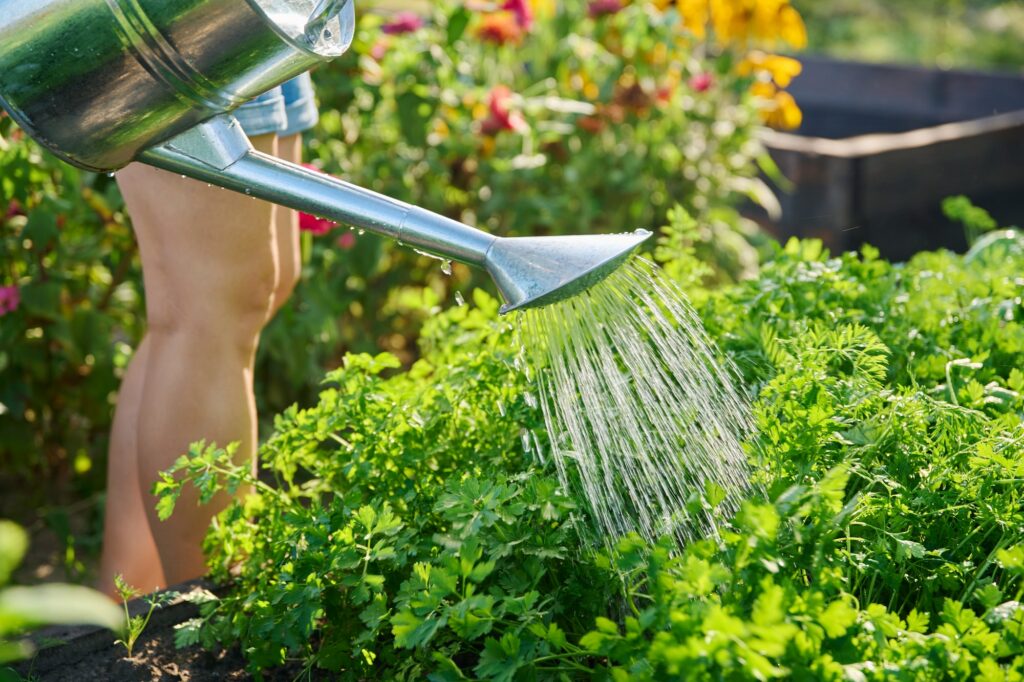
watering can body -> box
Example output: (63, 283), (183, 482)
(0, 0), (353, 171)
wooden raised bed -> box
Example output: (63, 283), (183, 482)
(759, 56), (1024, 260)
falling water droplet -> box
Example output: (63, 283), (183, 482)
(358, 229), (366, 235)
(497, 400), (506, 417)
(107, 172), (116, 178)
(441, 260), (453, 276)
(454, 291), (465, 307)
(244, 188), (252, 195)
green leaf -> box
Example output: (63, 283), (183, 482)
(475, 633), (525, 682)
(446, 7), (471, 45)
(21, 211), (58, 250)
(997, 546), (1024, 574)
(818, 598), (857, 638)
(396, 91), (435, 148)
(0, 523), (27, 587)
(173, 618), (203, 648)
(0, 639), (34, 666)
(18, 281), (62, 319)
(0, 584), (123, 636)
(391, 610), (446, 649)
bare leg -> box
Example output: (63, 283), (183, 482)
(111, 134), (281, 586)
(269, 133), (303, 317)
(98, 339), (165, 596)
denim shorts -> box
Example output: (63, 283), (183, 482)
(233, 73), (319, 138)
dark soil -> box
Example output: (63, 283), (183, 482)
(13, 581), (306, 682)
(26, 631), (304, 682)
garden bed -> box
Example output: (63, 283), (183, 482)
(13, 581), (298, 681)
(760, 55), (1024, 259)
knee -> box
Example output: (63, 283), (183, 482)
(147, 262), (277, 357)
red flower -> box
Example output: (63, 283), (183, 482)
(476, 13), (523, 45)
(299, 164), (338, 235)
(0, 285), (19, 316)
(381, 12), (424, 35)
(655, 83), (676, 105)
(588, 0), (623, 17)
(480, 86), (528, 136)
(300, 212), (335, 235)
(5, 200), (24, 220)
(336, 231), (356, 250)
(689, 73), (714, 93)
(502, 0), (534, 31)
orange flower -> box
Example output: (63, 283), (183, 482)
(476, 12), (523, 45)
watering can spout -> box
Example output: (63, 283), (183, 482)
(141, 115), (652, 313)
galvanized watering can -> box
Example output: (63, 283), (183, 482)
(0, 0), (649, 312)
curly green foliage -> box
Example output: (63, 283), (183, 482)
(698, 230), (1024, 628)
(702, 236), (1024, 400)
(581, 471), (1024, 681)
(161, 231), (1024, 679)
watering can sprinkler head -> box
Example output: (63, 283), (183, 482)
(0, 0), (651, 313)
(486, 231), (652, 314)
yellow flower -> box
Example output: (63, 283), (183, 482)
(530, 0), (556, 19)
(677, 0), (709, 39)
(777, 4), (807, 49)
(751, 81), (802, 129)
(738, 51), (802, 87)
(706, 0), (806, 49)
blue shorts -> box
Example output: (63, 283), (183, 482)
(234, 73), (319, 137)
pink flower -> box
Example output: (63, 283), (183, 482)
(689, 73), (714, 93)
(0, 285), (19, 316)
(370, 39), (389, 61)
(336, 231), (356, 250)
(502, 0), (534, 31)
(298, 164), (339, 235)
(480, 86), (529, 136)
(588, 0), (623, 17)
(381, 12), (424, 35)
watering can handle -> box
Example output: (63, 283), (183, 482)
(139, 115), (495, 266)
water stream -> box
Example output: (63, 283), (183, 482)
(517, 257), (752, 547)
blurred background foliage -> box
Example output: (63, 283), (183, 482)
(797, 0), (1024, 70)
